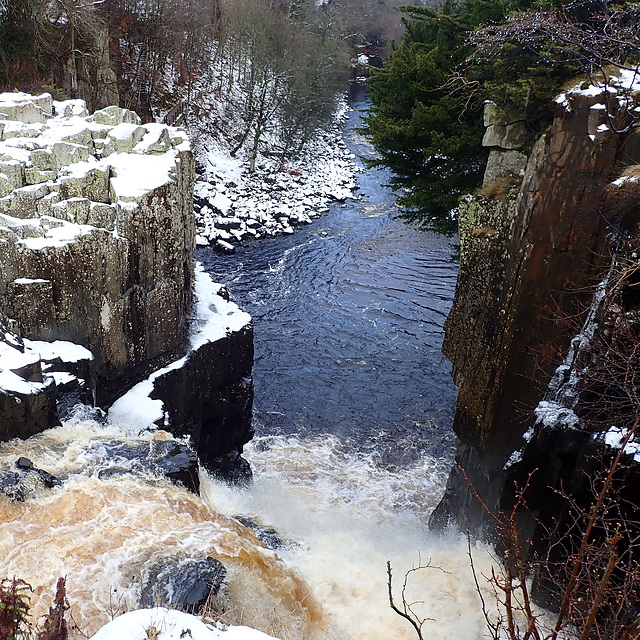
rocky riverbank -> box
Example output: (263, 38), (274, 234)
(192, 100), (360, 252)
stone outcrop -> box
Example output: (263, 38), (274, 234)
(139, 557), (228, 612)
(0, 92), (195, 406)
(432, 82), (640, 535)
(481, 102), (528, 186)
(151, 325), (254, 481)
(0, 93), (255, 479)
(0, 323), (56, 440)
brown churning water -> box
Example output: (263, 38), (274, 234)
(0, 414), (326, 640)
(0, 412), (496, 640)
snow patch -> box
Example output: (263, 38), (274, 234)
(109, 152), (179, 199)
(23, 339), (93, 363)
(109, 266), (251, 430)
(534, 400), (581, 429)
(90, 608), (280, 640)
(602, 426), (640, 462)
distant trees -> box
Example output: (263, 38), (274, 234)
(329, 0), (407, 59)
(0, 0), (53, 90)
(102, 0), (221, 117)
(0, 0), (371, 165)
(208, 0), (349, 170)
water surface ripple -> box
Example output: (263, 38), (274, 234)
(197, 97), (459, 468)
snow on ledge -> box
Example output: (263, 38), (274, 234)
(109, 265), (251, 430)
(534, 400), (581, 430)
(602, 426), (640, 462)
(0, 335), (93, 397)
(0, 340), (49, 396)
(108, 152), (181, 200)
(90, 608), (280, 640)
(23, 339), (93, 363)
(190, 262), (251, 349)
(554, 65), (640, 113)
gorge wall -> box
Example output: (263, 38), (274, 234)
(432, 80), (640, 536)
(0, 93), (253, 475)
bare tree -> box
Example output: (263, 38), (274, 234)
(466, 3), (640, 132)
(386, 558), (446, 640)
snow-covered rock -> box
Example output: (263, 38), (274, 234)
(90, 608), (281, 640)
(0, 93), (193, 388)
(0, 92), (194, 430)
(193, 100), (361, 249)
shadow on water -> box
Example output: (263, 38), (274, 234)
(197, 92), (459, 468)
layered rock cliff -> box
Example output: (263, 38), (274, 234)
(0, 93), (254, 476)
(432, 79), (640, 535)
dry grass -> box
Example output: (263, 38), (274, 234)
(475, 176), (521, 202)
(470, 226), (498, 239)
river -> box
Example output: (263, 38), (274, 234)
(197, 93), (458, 466)
(0, 94), (495, 640)
(195, 94), (493, 639)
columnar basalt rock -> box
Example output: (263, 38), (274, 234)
(0, 94), (254, 475)
(432, 82), (640, 534)
(0, 92), (195, 405)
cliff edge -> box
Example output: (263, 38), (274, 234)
(0, 93), (253, 476)
(432, 75), (640, 534)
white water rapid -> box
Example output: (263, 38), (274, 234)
(0, 410), (497, 640)
(201, 434), (496, 640)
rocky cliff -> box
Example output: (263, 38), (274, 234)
(432, 79), (640, 535)
(0, 93), (254, 476)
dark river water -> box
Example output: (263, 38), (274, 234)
(197, 94), (459, 468)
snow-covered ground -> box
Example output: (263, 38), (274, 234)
(192, 100), (360, 252)
(90, 608), (280, 640)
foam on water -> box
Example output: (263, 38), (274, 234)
(0, 413), (326, 640)
(201, 434), (496, 640)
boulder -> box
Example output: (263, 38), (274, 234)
(139, 557), (227, 611)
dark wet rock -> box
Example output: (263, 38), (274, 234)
(152, 441), (200, 493)
(151, 328), (254, 484)
(139, 557), (227, 611)
(0, 457), (61, 500)
(203, 450), (252, 486)
(92, 439), (200, 493)
(96, 468), (130, 481)
(16, 456), (33, 470)
(15, 456), (59, 488)
(234, 516), (285, 550)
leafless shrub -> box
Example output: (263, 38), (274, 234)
(386, 557), (448, 640)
